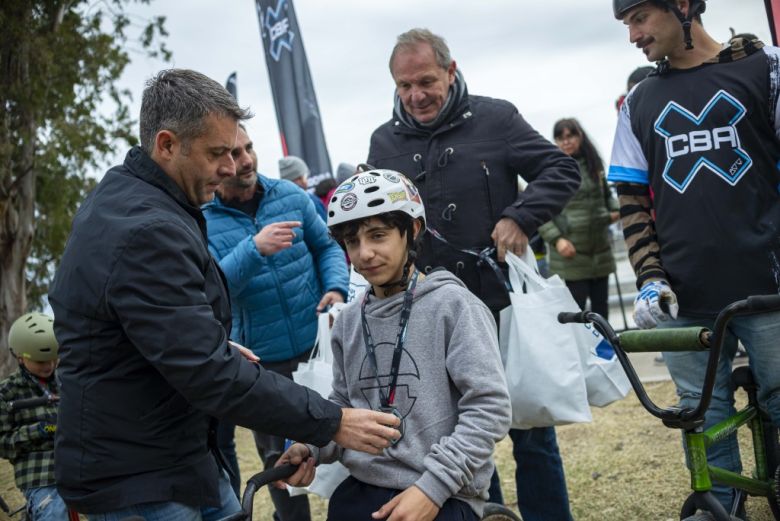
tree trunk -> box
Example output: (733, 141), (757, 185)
(0, 158), (35, 377)
(0, 134), (35, 377)
(0, 4), (36, 378)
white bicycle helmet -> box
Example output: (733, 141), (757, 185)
(327, 169), (426, 229)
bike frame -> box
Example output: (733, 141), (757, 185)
(687, 403), (772, 496)
(559, 294), (780, 521)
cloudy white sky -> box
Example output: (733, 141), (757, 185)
(112, 0), (772, 179)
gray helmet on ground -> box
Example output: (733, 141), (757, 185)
(8, 312), (58, 362)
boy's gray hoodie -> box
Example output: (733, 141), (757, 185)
(311, 270), (511, 516)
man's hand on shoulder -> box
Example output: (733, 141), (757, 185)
(253, 221), (301, 256)
(491, 218), (528, 262)
(333, 408), (401, 455)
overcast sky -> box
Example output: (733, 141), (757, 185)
(111, 0), (772, 180)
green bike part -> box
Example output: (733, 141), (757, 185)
(749, 409), (771, 481)
(619, 327), (710, 353)
(703, 406), (756, 450)
(708, 466), (772, 496)
(689, 405), (774, 497)
(687, 431), (713, 492)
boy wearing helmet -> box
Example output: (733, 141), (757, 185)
(609, 0), (780, 515)
(0, 313), (67, 520)
(277, 169), (511, 521)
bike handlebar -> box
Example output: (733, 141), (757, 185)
(562, 295), (780, 430)
(240, 464), (297, 520)
(745, 293), (780, 312)
(219, 464), (299, 521)
(557, 311), (589, 324)
(9, 395), (58, 412)
(618, 328), (710, 353)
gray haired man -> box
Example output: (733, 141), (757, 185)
(49, 68), (401, 520)
(368, 28), (581, 521)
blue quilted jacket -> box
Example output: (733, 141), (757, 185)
(203, 175), (348, 362)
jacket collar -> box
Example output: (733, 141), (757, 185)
(123, 146), (207, 230)
(392, 101), (474, 138)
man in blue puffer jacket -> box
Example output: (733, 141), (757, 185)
(203, 124), (348, 521)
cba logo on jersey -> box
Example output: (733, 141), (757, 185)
(654, 89), (752, 193)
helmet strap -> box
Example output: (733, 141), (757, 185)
(377, 224), (418, 296)
(668, 2), (703, 50)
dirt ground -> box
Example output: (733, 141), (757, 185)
(0, 380), (775, 520)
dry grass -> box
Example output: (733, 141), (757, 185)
(0, 381), (775, 520)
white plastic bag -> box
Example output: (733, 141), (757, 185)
(499, 250), (592, 429)
(289, 304), (350, 498)
(572, 318), (631, 408)
(499, 250), (630, 428)
(347, 265), (369, 303)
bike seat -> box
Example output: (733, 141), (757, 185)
(732, 366), (756, 392)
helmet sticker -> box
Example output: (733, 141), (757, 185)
(387, 190), (408, 203)
(383, 172), (401, 183)
(340, 193), (358, 211)
(357, 176), (377, 185)
(335, 182), (355, 194)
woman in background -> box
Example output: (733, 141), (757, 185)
(538, 118), (618, 318)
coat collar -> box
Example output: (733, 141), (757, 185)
(123, 146), (206, 230)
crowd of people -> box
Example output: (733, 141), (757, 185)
(1, 1), (779, 520)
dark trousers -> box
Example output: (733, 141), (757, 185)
(328, 476), (478, 521)
(253, 350), (313, 521)
(566, 276), (609, 319)
(216, 420), (241, 499)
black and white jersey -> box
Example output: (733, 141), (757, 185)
(609, 44), (780, 316)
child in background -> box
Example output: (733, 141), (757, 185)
(0, 313), (66, 520)
(278, 169), (511, 521)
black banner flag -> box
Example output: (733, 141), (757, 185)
(225, 72), (238, 100)
(255, 0), (333, 185)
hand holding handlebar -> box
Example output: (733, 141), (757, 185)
(634, 281), (679, 329)
(273, 443), (315, 489)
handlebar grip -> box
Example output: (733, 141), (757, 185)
(557, 311), (589, 324)
(9, 396), (56, 412)
(746, 294), (780, 312)
(619, 327), (710, 353)
(246, 463), (298, 489)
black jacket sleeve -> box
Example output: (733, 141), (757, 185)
(501, 109), (581, 236)
(106, 219), (341, 446)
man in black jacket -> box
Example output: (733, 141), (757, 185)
(367, 29), (581, 521)
(49, 68), (400, 519)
